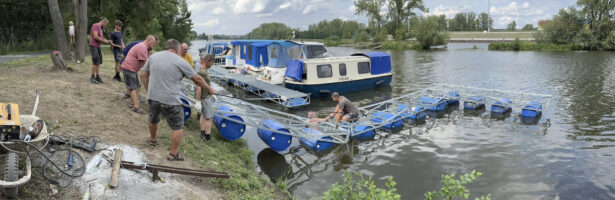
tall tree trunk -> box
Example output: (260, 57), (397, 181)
(47, 0), (71, 60)
(74, 0), (88, 62)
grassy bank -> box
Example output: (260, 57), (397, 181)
(488, 39), (583, 51)
(0, 49), (289, 199)
(309, 38), (418, 50)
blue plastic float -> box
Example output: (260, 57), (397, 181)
(299, 128), (334, 152)
(521, 101), (542, 118)
(180, 98), (192, 122)
(464, 96), (486, 110)
(491, 98), (512, 114)
(371, 111), (404, 129)
(350, 124), (376, 140)
(446, 91), (460, 105)
(418, 97), (447, 112)
(257, 119), (293, 151)
(213, 105), (246, 140)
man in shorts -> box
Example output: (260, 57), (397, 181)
(140, 39), (216, 161)
(89, 18), (111, 84)
(121, 35), (158, 114)
(327, 92), (359, 123)
(194, 54), (216, 141)
(110, 20), (125, 82)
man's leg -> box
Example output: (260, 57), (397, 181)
(334, 112), (342, 123)
(148, 122), (158, 142)
(130, 89), (139, 108)
(170, 129), (184, 155)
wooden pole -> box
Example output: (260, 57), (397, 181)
(109, 149), (123, 188)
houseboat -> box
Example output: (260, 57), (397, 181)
(214, 40), (392, 97)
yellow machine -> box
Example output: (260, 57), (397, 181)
(0, 103), (21, 141)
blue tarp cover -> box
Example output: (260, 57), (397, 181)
(351, 52), (391, 75)
(285, 59), (303, 82)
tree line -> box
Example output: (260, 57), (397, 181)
(538, 0), (615, 50)
(0, 0), (193, 56)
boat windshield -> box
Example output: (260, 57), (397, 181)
(306, 45), (329, 59)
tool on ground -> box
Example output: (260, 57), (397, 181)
(49, 135), (97, 152)
(109, 149), (122, 188)
(117, 161), (229, 183)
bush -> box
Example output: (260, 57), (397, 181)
(425, 170), (491, 200)
(317, 171), (401, 200)
(488, 41), (584, 51)
(357, 31), (371, 43)
(372, 29), (388, 43)
(415, 16), (450, 49)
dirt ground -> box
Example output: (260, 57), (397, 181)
(0, 55), (227, 199)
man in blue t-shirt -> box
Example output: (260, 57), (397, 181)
(110, 20), (125, 82)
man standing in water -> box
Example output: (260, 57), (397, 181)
(141, 39), (216, 161)
(327, 92), (359, 123)
(89, 18), (110, 84)
(194, 53), (216, 141)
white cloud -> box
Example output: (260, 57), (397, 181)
(252, 1), (266, 13)
(195, 17), (220, 27)
(212, 7), (224, 15)
(427, 5), (472, 18)
(233, 0), (250, 14)
(349, 5), (356, 12)
(303, 5), (317, 15)
(279, 2), (291, 10)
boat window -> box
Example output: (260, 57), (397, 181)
(247, 46), (252, 60)
(286, 46), (301, 59)
(317, 64), (333, 78)
(270, 46), (278, 59)
(306, 45), (327, 59)
(339, 64), (347, 76)
(358, 62), (370, 74)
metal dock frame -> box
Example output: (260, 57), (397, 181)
(208, 65), (310, 108)
(180, 81), (349, 144)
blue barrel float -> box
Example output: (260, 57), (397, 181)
(491, 98), (512, 114)
(418, 97), (447, 112)
(464, 96), (486, 110)
(299, 128), (334, 152)
(180, 98), (192, 122)
(213, 105), (246, 140)
(371, 111), (404, 129)
(397, 104), (426, 121)
(257, 119), (293, 151)
(350, 124), (376, 140)
(446, 91), (460, 105)
(521, 101), (542, 118)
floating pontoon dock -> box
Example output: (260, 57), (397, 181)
(208, 65), (310, 107)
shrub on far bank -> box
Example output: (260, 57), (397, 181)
(488, 38), (584, 51)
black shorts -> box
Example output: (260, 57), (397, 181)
(343, 112), (359, 121)
(122, 69), (140, 90)
(112, 48), (122, 62)
(148, 100), (184, 130)
(90, 45), (102, 65)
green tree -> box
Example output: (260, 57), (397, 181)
(425, 170), (491, 200)
(576, 0), (615, 49)
(387, 0), (426, 36)
(415, 15), (449, 49)
(355, 0), (387, 29)
(535, 7), (584, 45)
(247, 23), (293, 39)
(357, 31), (371, 42)
(522, 24), (534, 30)
(477, 12), (494, 31)
(449, 12), (478, 31)
(507, 20), (517, 30)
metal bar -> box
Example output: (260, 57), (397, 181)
(120, 161), (230, 179)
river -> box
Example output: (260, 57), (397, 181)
(190, 41), (615, 199)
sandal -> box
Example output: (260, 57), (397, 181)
(167, 153), (184, 161)
(129, 105), (146, 114)
(147, 140), (158, 146)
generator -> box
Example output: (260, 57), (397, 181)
(0, 103), (20, 141)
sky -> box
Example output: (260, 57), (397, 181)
(187, 0), (578, 35)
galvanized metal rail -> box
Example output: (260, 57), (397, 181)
(208, 65), (310, 107)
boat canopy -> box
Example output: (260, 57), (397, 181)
(284, 59), (304, 82)
(351, 52), (391, 75)
(231, 40), (299, 68)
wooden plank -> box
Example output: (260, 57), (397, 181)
(109, 149), (123, 188)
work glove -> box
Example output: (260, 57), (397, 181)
(195, 101), (202, 112)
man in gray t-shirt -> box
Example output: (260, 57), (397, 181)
(327, 92), (359, 123)
(140, 39), (216, 161)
